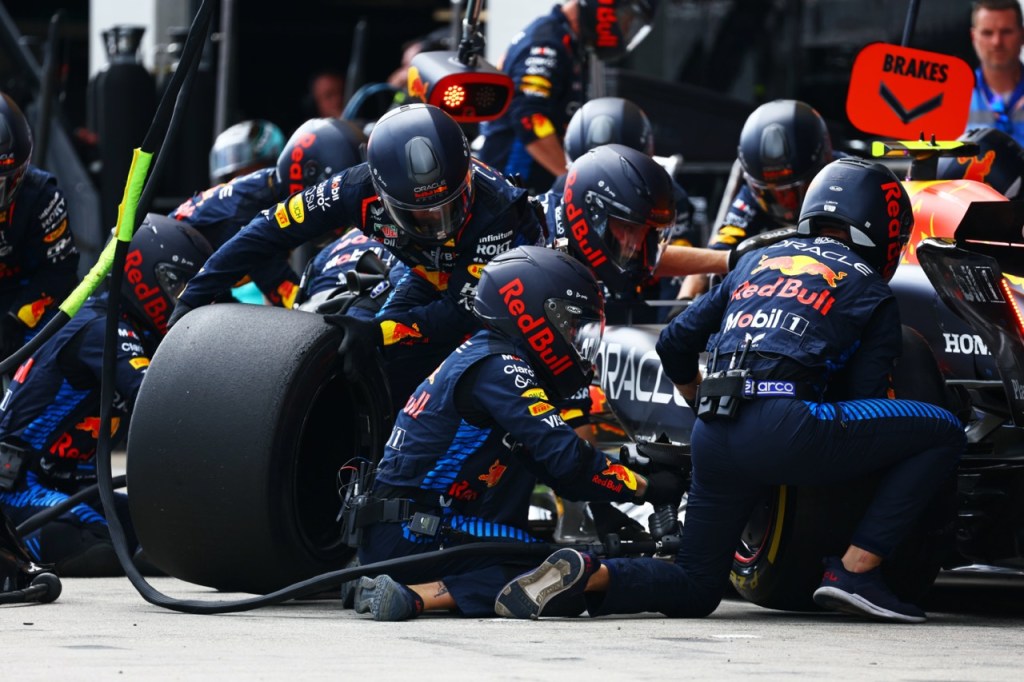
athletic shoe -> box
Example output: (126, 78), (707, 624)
(812, 556), (927, 624)
(352, 575), (423, 621)
(494, 548), (597, 619)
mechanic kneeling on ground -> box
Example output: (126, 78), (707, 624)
(0, 218), (212, 576)
(495, 158), (966, 624)
(347, 246), (686, 621)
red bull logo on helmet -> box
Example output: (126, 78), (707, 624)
(595, 0), (621, 49)
(751, 254), (847, 287)
(563, 167), (608, 271)
(287, 132), (317, 195)
(499, 277), (573, 376)
(124, 248), (171, 333)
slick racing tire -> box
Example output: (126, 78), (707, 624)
(730, 326), (954, 611)
(127, 304), (392, 593)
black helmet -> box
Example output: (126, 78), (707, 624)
(578, 0), (658, 62)
(276, 118), (367, 195)
(937, 127), (1024, 200)
(474, 245), (604, 400)
(122, 214), (214, 335)
(366, 103), (472, 245)
(797, 158), (912, 283)
(564, 97), (654, 162)
(738, 99), (833, 223)
(0, 93), (33, 211)
(559, 144), (675, 294)
(210, 119), (286, 184)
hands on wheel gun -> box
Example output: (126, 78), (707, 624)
(618, 441), (690, 550)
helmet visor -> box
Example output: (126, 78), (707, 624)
(380, 174), (473, 244)
(0, 167), (26, 210)
(607, 215), (660, 276)
(746, 175), (808, 223)
(155, 262), (194, 300)
(544, 296), (605, 369)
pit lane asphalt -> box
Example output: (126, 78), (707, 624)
(5, 458), (1022, 680)
(2, 571), (1022, 681)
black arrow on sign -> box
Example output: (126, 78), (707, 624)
(879, 82), (944, 123)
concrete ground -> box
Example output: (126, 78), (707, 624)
(2, 571), (1022, 681)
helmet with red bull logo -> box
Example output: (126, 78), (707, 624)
(738, 99), (833, 224)
(578, 0), (658, 62)
(564, 97), (654, 162)
(937, 127), (1024, 200)
(122, 214), (214, 335)
(0, 92), (33, 211)
(473, 245), (605, 401)
(797, 157), (913, 283)
(559, 143), (675, 295)
(275, 118), (366, 195)
(366, 103), (473, 245)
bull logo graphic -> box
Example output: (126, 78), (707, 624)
(751, 254), (847, 287)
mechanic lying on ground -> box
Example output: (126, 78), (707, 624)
(0, 218), (212, 575)
(348, 246), (687, 621)
(495, 158), (966, 624)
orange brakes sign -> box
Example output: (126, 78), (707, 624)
(846, 43), (974, 140)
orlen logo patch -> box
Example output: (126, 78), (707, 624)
(751, 254), (847, 287)
(499, 277), (573, 376)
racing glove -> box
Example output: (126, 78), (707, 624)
(166, 300), (194, 331)
(323, 313), (383, 379)
(727, 225), (799, 270)
(638, 469), (687, 506)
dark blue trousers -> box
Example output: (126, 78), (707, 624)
(591, 397), (965, 618)
(358, 522), (541, 617)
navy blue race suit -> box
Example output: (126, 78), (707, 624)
(0, 293), (151, 569)
(171, 167), (300, 307)
(581, 236), (965, 618)
(360, 330), (645, 616)
(0, 166), (79, 349)
(476, 5), (586, 193)
(177, 160), (545, 405)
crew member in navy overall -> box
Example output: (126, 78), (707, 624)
(0, 217), (211, 575)
(475, 0), (658, 194)
(495, 158), (965, 624)
(171, 117), (365, 309)
(169, 104), (545, 408)
(0, 93), (79, 361)
(349, 246), (686, 620)
(679, 100), (835, 300)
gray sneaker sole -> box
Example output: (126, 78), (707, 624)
(813, 586), (927, 624)
(494, 550), (585, 619)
